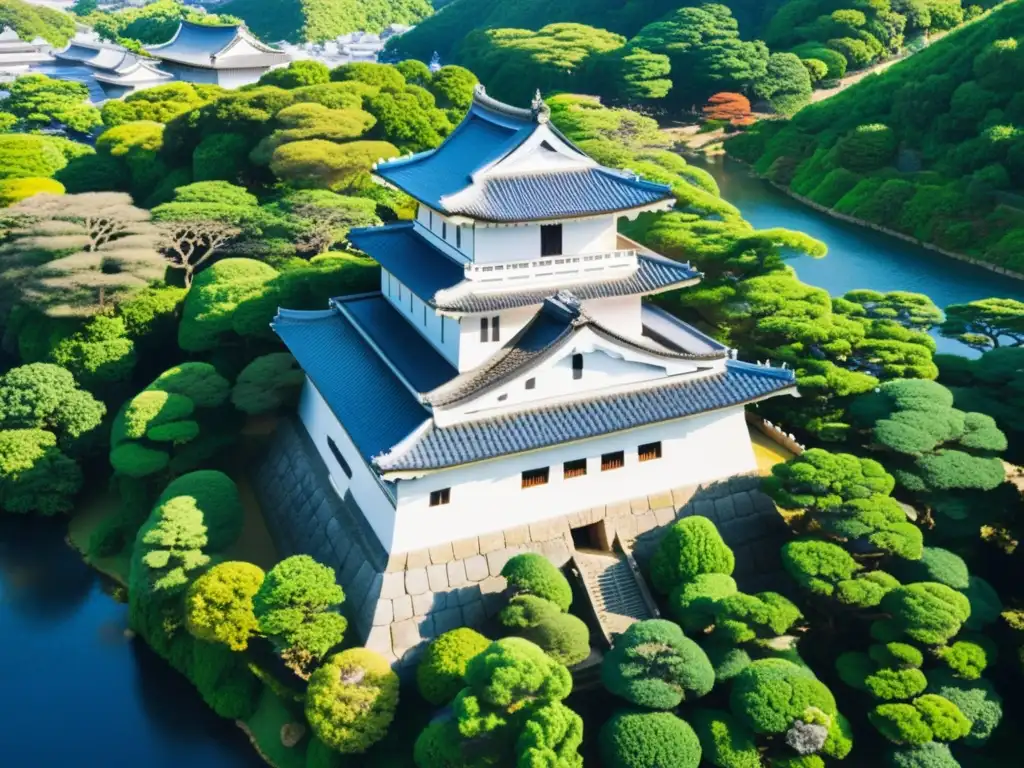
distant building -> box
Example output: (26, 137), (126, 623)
(144, 20), (290, 88)
(274, 86), (798, 559)
(428, 51), (441, 73)
(55, 37), (173, 97)
(0, 27), (53, 71)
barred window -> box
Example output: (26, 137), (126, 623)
(429, 488), (451, 506)
(601, 451), (625, 471)
(638, 442), (663, 462)
(563, 459), (587, 479)
(522, 467), (549, 488)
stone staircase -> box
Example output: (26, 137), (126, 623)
(575, 549), (657, 641)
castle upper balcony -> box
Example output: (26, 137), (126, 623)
(462, 246), (638, 286)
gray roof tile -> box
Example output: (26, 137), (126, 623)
(348, 223), (464, 301)
(377, 361), (797, 472)
(146, 21), (288, 69)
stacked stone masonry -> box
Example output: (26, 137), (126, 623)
(253, 419), (790, 671)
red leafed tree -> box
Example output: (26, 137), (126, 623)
(702, 92), (754, 126)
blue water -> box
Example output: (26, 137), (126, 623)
(0, 516), (263, 767)
(696, 155), (1024, 355)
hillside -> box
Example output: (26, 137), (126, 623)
(220, 0), (432, 43)
(727, 1), (1024, 270)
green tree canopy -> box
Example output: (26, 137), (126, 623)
(599, 711), (702, 768)
(649, 515), (735, 594)
(185, 561), (264, 651)
(3, 73), (101, 133)
(0, 428), (82, 515)
(0, 363), (105, 447)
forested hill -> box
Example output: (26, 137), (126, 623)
(219, 0), (432, 42)
(727, 1), (1024, 271)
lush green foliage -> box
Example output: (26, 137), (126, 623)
(306, 648), (400, 753)
(650, 515), (735, 594)
(185, 561), (264, 651)
(0, 0), (76, 46)
(690, 708), (761, 768)
(500, 553), (573, 611)
(599, 711), (701, 768)
(730, 659), (838, 735)
(602, 619), (714, 709)
(0, 428), (82, 514)
(221, 0), (432, 43)
(416, 627), (491, 706)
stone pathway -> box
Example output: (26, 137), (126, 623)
(575, 550), (655, 639)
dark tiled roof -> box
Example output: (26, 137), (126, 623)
(348, 223), (699, 313)
(442, 168), (673, 223)
(377, 360), (797, 472)
(374, 89), (672, 222)
(272, 307), (429, 462)
(348, 223), (463, 301)
(426, 293), (729, 407)
(337, 293), (458, 393)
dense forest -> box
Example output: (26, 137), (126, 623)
(385, 0), (978, 114)
(218, 0), (433, 43)
(727, 1), (1024, 270)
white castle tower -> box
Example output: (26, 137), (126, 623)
(273, 86), (797, 559)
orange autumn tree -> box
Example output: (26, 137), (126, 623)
(702, 92), (754, 127)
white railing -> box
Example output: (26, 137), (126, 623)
(463, 248), (638, 284)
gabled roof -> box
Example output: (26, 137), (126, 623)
(374, 86), (674, 222)
(146, 21), (289, 70)
(377, 360), (797, 473)
(347, 223), (700, 314)
(272, 305), (430, 463)
(424, 292), (726, 408)
(55, 39), (127, 66)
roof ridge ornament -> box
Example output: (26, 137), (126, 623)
(531, 89), (550, 124)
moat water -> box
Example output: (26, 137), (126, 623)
(4, 156), (1024, 766)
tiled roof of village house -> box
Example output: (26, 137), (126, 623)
(373, 86), (674, 222)
(377, 361), (797, 472)
(424, 292), (727, 407)
(146, 20), (289, 69)
(273, 295), (796, 475)
(347, 223), (700, 314)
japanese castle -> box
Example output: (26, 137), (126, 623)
(273, 87), (797, 561)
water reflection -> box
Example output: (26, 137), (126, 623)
(694, 155), (1024, 356)
(0, 516), (262, 767)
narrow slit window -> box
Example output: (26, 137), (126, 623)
(442, 222), (447, 240)
(423, 305), (427, 325)
(563, 459), (587, 479)
(498, 393), (508, 402)
(480, 317), (489, 342)
(601, 451), (625, 471)
(428, 210), (433, 228)
(572, 353), (583, 380)
(397, 282), (402, 300)
(492, 315), (500, 341)
(429, 488), (451, 506)
(540, 224), (562, 257)
(525, 378), (536, 390)
(522, 467), (549, 488)
(638, 441), (663, 462)
(441, 317), (445, 343)
(456, 226), (461, 248)
(326, 437), (352, 479)
(409, 291), (414, 311)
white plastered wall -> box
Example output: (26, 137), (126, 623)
(381, 269), (459, 366)
(388, 407), (756, 553)
(297, 378), (398, 551)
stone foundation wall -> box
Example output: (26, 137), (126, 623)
(252, 419), (792, 670)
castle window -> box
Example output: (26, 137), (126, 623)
(638, 441), (662, 462)
(525, 378), (536, 390)
(480, 317), (489, 341)
(326, 437), (352, 479)
(498, 393), (508, 402)
(442, 222), (447, 240)
(563, 458), (587, 479)
(429, 488), (451, 506)
(572, 353), (583, 380)
(409, 291), (414, 311)
(541, 224), (562, 257)
(601, 451), (625, 471)
(492, 315), (500, 341)
(522, 467), (549, 488)
(428, 210), (433, 228)
(456, 226), (461, 248)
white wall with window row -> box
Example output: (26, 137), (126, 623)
(380, 269), (460, 365)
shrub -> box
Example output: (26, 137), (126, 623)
(670, 573), (738, 632)
(712, 591), (802, 643)
(870, 703), (932, 745)
(231, 353), (304, 414)
(781, 538), (860, 596)
(888, 742), (959, 768)
(178, 258), (278, 352)
(961, 575), (1002, 630)
(602, 619), (714, 709)
(691, 708), (760, 768)
(306, 648), (400, 754)
(599, 711), (702, 768)
(0, 176), (64, 206)
(730, 659), (837, 734)
(0, 363), (105, 446)
(185, 561), (264, 651)
(522, 613), (591, 667)
(254, 555), (347, 673)
(926, 670), (1002, 746)
(500, 553), (572, 611)
(650, 516), (735, 594)
(892, 547), (969, 589)
(836, 652), (873, 691)
(704, 642), (752, 683)
(836, 124), (897, 172)
(190, 638), (261, 719)
(876, 583), (971, 645)
(870, 643), (924, 669)
(0, 428), (82, 515)
(416, 627), (490, 706)
(500, 594), (563, 629)
(864, 668), (928, 701)
(155, 470), (244, 552)
(937, 641), (989, 680)
(913, 694), (970, 741)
